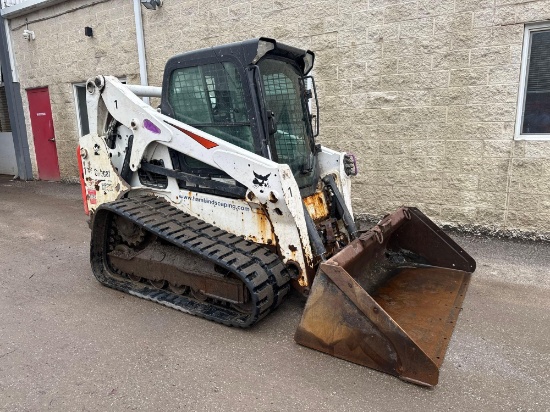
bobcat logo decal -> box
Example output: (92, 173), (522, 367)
(253, 172), (271, 193)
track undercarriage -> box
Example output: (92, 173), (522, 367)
(90, 195), (291, 327)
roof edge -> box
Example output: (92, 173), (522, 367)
(1, 0), (66, 19)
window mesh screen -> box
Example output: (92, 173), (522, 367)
(522, 30), (550, 134)
(527, 31), (550, 92)
(262, 72), (308, 167)
(170, 66), (211, 124)
(0, 87), (11, 133)
(258, 58), (316, 190)
(169, 62), (253, 153)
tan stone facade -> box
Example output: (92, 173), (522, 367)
(7, 0), (550, 235)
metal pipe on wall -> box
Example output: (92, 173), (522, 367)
(133, 0), (150, 105)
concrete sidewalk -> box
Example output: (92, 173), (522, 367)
(0, 176), (548, 411)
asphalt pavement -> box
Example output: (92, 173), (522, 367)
(0, 175), (548, 411)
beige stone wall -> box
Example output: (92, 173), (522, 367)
(9, 0), (550, 235)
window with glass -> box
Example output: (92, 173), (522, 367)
(516, 24), (550, 139)
(168, 62), (254, 153)
(258, 58), (315, 188)
(0, 87), (11, 132)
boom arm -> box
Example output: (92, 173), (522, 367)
(81, 75), (319, 288)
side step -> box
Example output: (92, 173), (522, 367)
(89, 195), (290, 327)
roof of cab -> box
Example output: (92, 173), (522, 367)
(164, 37), (315, 75)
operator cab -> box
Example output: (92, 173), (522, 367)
(160, 38), (319, 196)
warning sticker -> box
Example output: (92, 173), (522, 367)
(87, 188), (97, 204)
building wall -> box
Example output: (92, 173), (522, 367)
(9, 0), (140, 179)
(8, 0), (550, 236)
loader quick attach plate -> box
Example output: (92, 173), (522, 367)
(295, 207), (476, 387)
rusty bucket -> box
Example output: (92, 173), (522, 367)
(295, 207), (476, 387)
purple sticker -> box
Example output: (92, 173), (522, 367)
(143, 119), (161, 134)
(345, 153), (358, 176)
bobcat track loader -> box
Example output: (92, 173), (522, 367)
(78, 38), (475, 386)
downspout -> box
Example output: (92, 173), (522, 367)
(133, 0), (149, 105)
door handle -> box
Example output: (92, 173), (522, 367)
(48, 137), (56, 142)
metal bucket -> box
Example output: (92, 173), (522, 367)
(295, 207), (476, 386)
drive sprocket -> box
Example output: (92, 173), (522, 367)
(114, 215), (145, 247)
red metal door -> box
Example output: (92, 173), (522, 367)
(27, 87), (60, 180)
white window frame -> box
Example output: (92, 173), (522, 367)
(515, 22), (550, 140)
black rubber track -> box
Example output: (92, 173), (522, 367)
(89, 195), (291, 327)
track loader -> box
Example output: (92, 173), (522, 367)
(78, 38), (476, 386)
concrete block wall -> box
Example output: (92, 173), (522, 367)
(9, 0), (550, 236)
